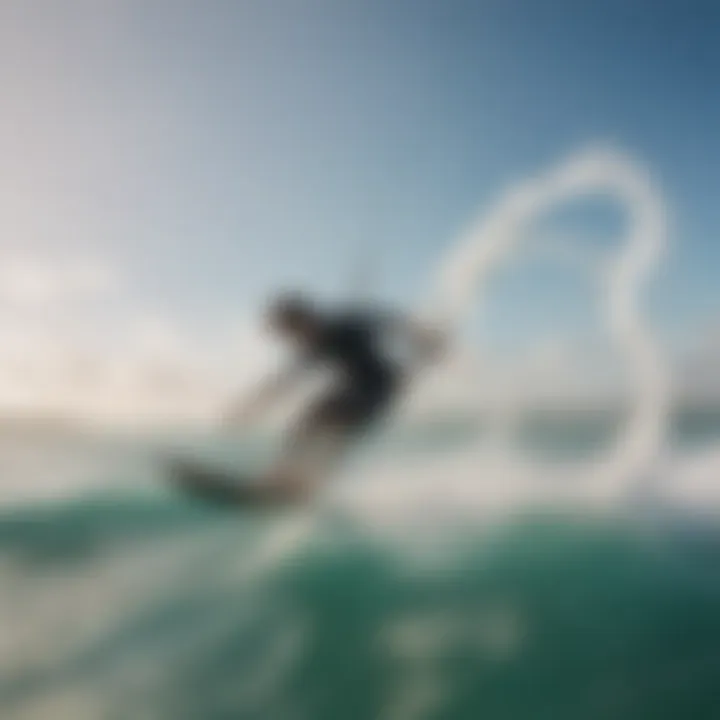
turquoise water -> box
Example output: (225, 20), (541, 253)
(0, 415), (719, 719)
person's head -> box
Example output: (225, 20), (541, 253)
(265, 292), (320, 343)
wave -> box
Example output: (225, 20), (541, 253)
(0, 428), (719, 719)
(0, 489), (718, 720)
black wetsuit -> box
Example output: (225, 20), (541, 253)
(301, 311), (401, 431)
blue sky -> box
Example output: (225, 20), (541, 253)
(0, 0), (718, 417)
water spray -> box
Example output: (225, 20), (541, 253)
(430, 146), (670, 499)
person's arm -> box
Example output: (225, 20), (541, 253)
(406, 317), (447, 365)
(380, 311), (448, 367)
(223, 361), (306, 428)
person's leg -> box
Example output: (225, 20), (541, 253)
(259, 393), (360, 499)
(259, 373), (402, 501)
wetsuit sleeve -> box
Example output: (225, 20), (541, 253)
(369, 308), (447, 365)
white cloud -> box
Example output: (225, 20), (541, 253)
(0, 254), (118, 310)
(0, 260), (284, 426)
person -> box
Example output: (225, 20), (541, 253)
(224, 292), (445, 503)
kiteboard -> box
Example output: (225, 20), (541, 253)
(168, 457), (299, 508)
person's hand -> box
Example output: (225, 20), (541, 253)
(418, 324), (449, 365)
(221, 402), (255, 430)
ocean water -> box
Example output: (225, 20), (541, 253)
(0, 412), (719, 720)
